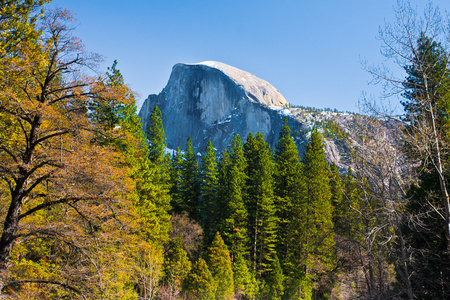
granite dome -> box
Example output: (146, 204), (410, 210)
(138, 61), (301, 153)
(191, 61), (288, 107)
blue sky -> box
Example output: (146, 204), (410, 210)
(49, 0), (450, 113)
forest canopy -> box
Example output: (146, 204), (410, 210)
(1, 1), (450, 299)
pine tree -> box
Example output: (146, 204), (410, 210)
(399, 34), (450, 298)
(273, 118), (311, 297)
(207, 232), (234, 300)
(336, 167), (367, 242)
(139, 104), (172, 241)
(233, 253), (257, 299)
(145, 106), (171, 183)
(180, 136), (201, 220)
(200, 140), (219, 241)
(402, 34), (449, 130)
(92, 61), (173, 296)
(244, 133), (278, 278)
(402, 169), (450, 298)
(97, 62), (173, 296)
(273, 118), (306, 274)
(164, 236), (192, 293)
(104, 62), (171, 246)
(265, 254), (284, 300)
(218, 134), (249, 260)
(301, 130), (336, 290)
(335, 167), (358, 237)
(171, 147), (184, 213)
(370, 8), (450, 297)
(329, 162), (343, 226)
(89, 60), (124, 132)
(184, 258), (216, 300)
(146, 105), (169, 166)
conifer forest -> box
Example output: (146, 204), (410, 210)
(2, 1), (450, 299)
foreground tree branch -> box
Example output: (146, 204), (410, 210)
(2, 279), (86, 299)
(362, 1), (450, 297)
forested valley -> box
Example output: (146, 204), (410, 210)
(2, 1), (450, 299)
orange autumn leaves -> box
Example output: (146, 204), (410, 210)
(0, 7), (164, 298)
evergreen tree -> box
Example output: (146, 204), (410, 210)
(171, 147), (184, 213)
(218, 134), (249, 260)
(89, 60), (124, 132)
(273, 118), (306, 281)
(217, 149), (231, 230)
(264, 254), (284, 300)
(336, 167), (367, 242)
(146, 105), (169, 167)
(402, 169), (450, 298)
(200, 140), (219, 241)
(180, 136), (201, 220)
(329, 162), (343, 226)
(399, 34), (450, 298)
(244, 133), (278, 278)
(184, 258), (216, 300)
(207, 232), (235, 300)
(105, 62), (171, 246)
(233, 253), (257, 300)
(164, 236), (191, 292)
(402, 34), (449, 130)
(301, 130), (336, 293)
(96, 63), (172, 296)
(142, 105), (172, 237)
(88, 60), (172, 247)
(371, 8), (450, 297)
(335, 167), (359, 237)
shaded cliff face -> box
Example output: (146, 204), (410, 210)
(139, 61), (304, 153)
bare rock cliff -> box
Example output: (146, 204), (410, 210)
(138, 61), (303, 153)
(138, 61), (400, 174)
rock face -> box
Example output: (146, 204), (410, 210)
(138, 61), (401, 174)
(139, 61), (304, 153)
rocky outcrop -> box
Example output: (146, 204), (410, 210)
(138, 61), (403, 174)
(138, 61), (303, 153)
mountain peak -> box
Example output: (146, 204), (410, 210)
(175, 61), (288, 107)
(139, 61), (298, 153)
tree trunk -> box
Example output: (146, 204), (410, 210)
(0, 191), (25, 298)
(0, 115), (40, 296)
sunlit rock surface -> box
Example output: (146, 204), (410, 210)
(138, 61), (302, 154)
(138, 61), (402, 174)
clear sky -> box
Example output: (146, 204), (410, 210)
(48, 0), (450, 113)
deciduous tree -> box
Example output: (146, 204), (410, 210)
(364, 2), (450, 298)
(365, 0), (450, 252)
(0, 9), (145, 298)
(0, 0), (49, 58)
